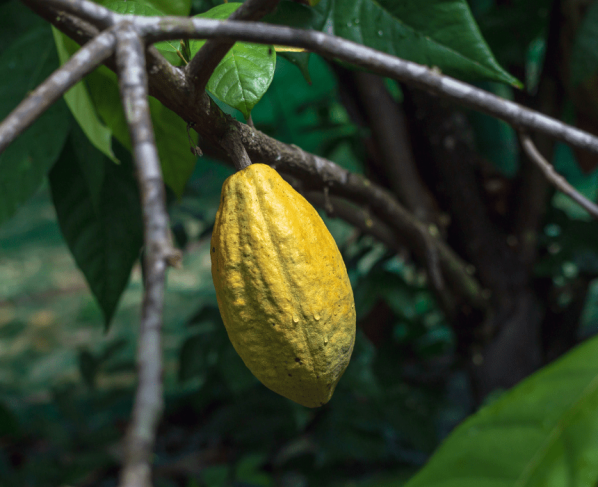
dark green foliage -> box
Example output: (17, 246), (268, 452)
(404, 335), (598, 487)
(3, 0), (598, 486)
(49, 127), (143, 328)
(0, 21), (71, 224)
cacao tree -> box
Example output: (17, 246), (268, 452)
(2, 0), (598, 485)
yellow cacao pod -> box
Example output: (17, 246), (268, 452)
(211, 163), (356, 407)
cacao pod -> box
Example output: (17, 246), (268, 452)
(211, 163), (356, 407)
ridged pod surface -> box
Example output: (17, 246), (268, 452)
(211, 164), (356, 407)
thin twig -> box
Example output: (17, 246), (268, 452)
(113, 22), (175, 487)
(0, 28), (116, 154)
(185, 0), (280, 93)
(520, 133), (598, 220)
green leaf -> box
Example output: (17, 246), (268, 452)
(52, 27), (117, 163)
(0, 0), (46, 53)
(49, 126), (143, 328)
(525, 36), (546, 95)
(311, 0), (520, 86)
(279, 52), (312, 84)
(103, 1), (186, 66)
(264, 1), (327, 82)
(190, 3), (277, 119)
(149, 97), (198, 196)
(570, 1), (598, 88)
(404, 334), (598, 487)
(0, 26), (71, 225)
(82, 64), (196, 197)
(71, 110), (106, 213)
(474, 0), (551, 71)
(86, 66), (130, 148)
(469, 82), (519, 177)
(235, 454), (272, 487)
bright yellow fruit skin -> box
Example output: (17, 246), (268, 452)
(211, 164), (356, 407)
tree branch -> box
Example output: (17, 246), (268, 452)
(185, 0), (280, 93)
(0, 28), (116, 154)
(113, 23), (175, 487)
(303, 191), (453, 317)
(222, 129), (252, 171)
(42, 0), (116, 29)
(132, 16), (598, 157)
(303, 191), (400, 251)
(18, 0), (489, 312)
(22, 0), (598, 157)
(353, 72), (438, 223)
(520, 133), (598, 219)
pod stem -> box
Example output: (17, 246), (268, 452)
(223, 129), (252, 171)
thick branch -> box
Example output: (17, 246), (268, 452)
(42, 0), (115, 29)
(114, 23), (173, 487)
(185, 0), (280, 92)
(0, 28), (115, 154)
(266, 148), (482, 309)
(520, 133), (598, 219)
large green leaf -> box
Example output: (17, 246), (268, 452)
(570, 1), (598, 88)
(309, 0), (520, 86)
(147, 96), (199, 196)
(49, 126), (143, 328)
(0, 26), (71, 225)
(89, 65), (198, 197)
(52, 27), (117, 162)
(404, 334), (598, 487)
(52, 33), (197, 197)
(189, 3), (277, 119)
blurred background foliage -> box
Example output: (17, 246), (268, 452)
(2, 0), (598, 485)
